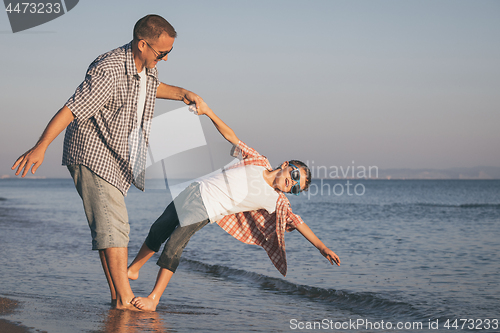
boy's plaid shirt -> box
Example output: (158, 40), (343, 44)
(216, 141), (304, 276)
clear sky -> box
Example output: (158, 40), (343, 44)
(1, 0), (499, 178)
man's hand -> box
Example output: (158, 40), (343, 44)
(156, 83), (204, 109)
(182, 90), (203, 110)
(11, 106), (75, 177)
(320, 247), (341, 266)
(12, 144), (46, 177)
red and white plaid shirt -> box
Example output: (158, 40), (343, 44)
(216, 141), (304, 276)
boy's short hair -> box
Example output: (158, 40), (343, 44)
(289, 160), (312, 192)
(133, 14), (177, 42)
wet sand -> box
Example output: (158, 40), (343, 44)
(0, 298), (31, 333)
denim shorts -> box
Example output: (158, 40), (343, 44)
(145, 182), (209, 272)
(67, 164), (129, 250)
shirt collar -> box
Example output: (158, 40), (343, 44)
(125, 41), (138, 77)
(125, 41), (158, 79)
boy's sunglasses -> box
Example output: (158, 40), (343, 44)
(289, 163), (302, 195)
(144, 40), (173, 60)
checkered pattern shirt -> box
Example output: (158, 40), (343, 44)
(216, 141), (304, 276)
(62, 42), (160, 194)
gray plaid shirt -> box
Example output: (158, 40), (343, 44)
(63, 42), (160, 194)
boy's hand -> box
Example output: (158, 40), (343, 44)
(194, 100), (212, 117)
(320, 247), (341, 266)
(295, 223), (341, 267)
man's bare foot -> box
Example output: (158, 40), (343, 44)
(131, 296), (158, 312)
(114, 300), (143, 311)
(127, 268), (139, 280)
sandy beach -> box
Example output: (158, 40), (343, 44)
(0, 298), (31, 333)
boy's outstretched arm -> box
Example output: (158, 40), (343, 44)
(296, 222), (341, 266)
(195, 102), (239, 146)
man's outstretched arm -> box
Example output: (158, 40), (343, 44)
(156, 82), (203, 109)
(296, 222), (341, 266)
(12, 106), (75, 177)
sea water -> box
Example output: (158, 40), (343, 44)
(0, 178), (499, 332)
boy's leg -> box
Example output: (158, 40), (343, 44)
(128, 242), (155, 280)
(132, 268), (173, 311)
(156, 218), (209, 271)
(132, 218), (209, 311)
(127, 199), (180, 280)
(128, 182), (208, 280)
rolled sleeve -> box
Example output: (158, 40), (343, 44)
(65, 66), (114, 121)
(285, 209), (304, 232)
(231, 140), (262, 160)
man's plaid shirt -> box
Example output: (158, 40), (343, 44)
(63, 42), (160, 194)
(216, 141), (304, 276)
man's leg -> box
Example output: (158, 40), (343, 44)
(99, 250), (116, 305)
(68, 165), (135, 309)
(101, 247), (137, 310)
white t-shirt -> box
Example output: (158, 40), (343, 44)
(129, 69), (147, 176)
(199, 165), (279, 223)
(136, 69), (147, 127)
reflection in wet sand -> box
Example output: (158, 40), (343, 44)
(101, 308), (169, 333)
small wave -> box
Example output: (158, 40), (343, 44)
(414, 203), (500, 209)
(309, 201), (500, 209)
(182, 258), (422, 318)
(0, 197), (7, 201)
(458, 203), (500, 208)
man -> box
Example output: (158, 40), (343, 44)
(12, 15), (203, 310)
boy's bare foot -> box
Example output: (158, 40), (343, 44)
(131, 296), (158, 312)
(127, 268), (139, 280)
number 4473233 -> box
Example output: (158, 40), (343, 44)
(444, 319), (498, 330)
(5, 3), (61, 14)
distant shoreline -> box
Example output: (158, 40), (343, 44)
(2, 176), (500, 181)
(1, 177), (500, 181)
(2, 166), (500, 181)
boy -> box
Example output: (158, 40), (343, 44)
(128, 102), (340, 311)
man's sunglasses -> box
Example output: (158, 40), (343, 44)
(144, 40), (173, 60)
(289, 163), (302, 195)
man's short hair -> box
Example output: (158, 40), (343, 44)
(133, 14), (177, 42)
(289, 160), (312, 192)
